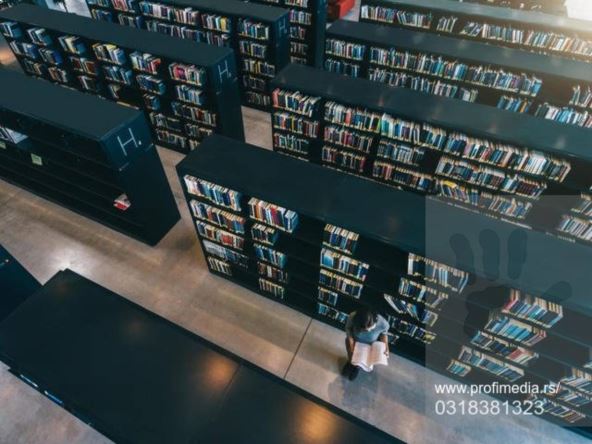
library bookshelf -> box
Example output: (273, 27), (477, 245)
(0, 244), (40, 322)
(177, 134), (592, 437)
(0, 70), (180, 245)
(249, 0), (327, 68)
(324, 20), (592, 128)
(270, 64), (592, 246)
(83, 0), (290, 111)
(358, 0), (592, 64)
(0, 4), (244, 155)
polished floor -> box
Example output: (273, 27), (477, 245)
(0, 105), (587, 443)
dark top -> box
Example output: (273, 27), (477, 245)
(0, 270), (399, 444)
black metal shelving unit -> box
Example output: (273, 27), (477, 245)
(249, 0), (327, 68)
(177, 134), (592, 437)
(270, 64), (592, 245)
(324, 19), (592, 124)
(0, 244), (40, 322)
(0, 4), (244, 154)
(358, 0), (592, 63)
(0, 69), (180, 245)
(84, 0), (290, 111)
(0, 269), (398, 444)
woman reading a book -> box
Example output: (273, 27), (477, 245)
(343, 308), (390, 381)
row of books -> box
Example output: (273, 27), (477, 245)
(554, 387), (592, 408)
(259, 277), (285, 298)
(557, 215), (592, 242)
(175, 84), (205, 106)
(273, 112), (319, 138)
(317, 302), (348, 324)
(324, 125), (374, 153)
(470, 331), (539, 366)
(325, 39), (365, 61)
(460, 22), (592, 58)
(390, 317), (436, 344)
(289, 10), (312, 26)
(497, 95), (532, 114)
(396, 278), (449, 309)
(572, 195), (592, 218)
(323, 147), (366, 173)
(325, 101), (382, 133)
(324, 58), (360, 77)
(238, 19), (269, 41)
(203, 239), (248, 268)
(112, 0), (137, 13)
(532, 395), (586, 423)
(251, 223), (279, 246)
(130, 51), (160, 74)
(172, 102), (217, 126)
(150, 112), (183, 134)
(323, 224), (359, 255)
(377, 141), (425, 167)
(138, 1), (200, 25)
(245, 91), (271, 107)
(239, 41), (268, 59)
(242, 59), (276, 78)
(197, 220), (244, 250)
(386, 297), (439, 327)
(190, 200), (246, 234)
(208, 256), (232, 276)
(535, 103), (592, 128)
(169, 62), (205, 86)
(360, 6), (433, 29)
(373, 161), (433, 191)
(318, 286), (340, 307)
(502, 290), (564, 328)
(258, 262), (289, 284)
(254, 243), (287, 268)
(320, 248), (369, 281)
(408, 253), (469, 293)
(155, 129), (200, 151)
(184, 176), (242, 211)
(436, 181), (533, 220)
(484, 315), (546, 346)
(248, 197), (299, 233)
(271, 89), (321, 117)
(457, 345), (524, 382)
(319, 269), (363, 298)
(436, 156), (548, 197)
(561, 369), (592, 396)
(446, 359), (472, 376)
(273, 133), (309, 155)
(369, 69), (478, 102)
(38, 48), (62, 66)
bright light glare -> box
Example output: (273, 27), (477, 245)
(565, 0), (592, 20)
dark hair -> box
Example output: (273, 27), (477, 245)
(353, 308), (377, 330)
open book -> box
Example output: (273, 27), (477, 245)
(351, 341), (389, 372)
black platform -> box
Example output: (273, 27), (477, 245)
(0, 270), (400, 444)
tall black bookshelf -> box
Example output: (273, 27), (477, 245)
(83, 0), (290, 110)
(177, 134), (592, 437)
(358, 0), (592, 64)
(0, 4), (244, 154)
(249, 0), (327, 67)
(270, 64), (592, 246)
(0, 244), (40, 322)
(324, 20), (592, 127)
(0, 69), (180, 245)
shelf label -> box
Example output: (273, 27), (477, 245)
(31, 154), (43, 166)
(217, 61), (232, 83)
(116, 128), (141, 157)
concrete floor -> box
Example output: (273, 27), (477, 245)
(0, 2), (590, 443)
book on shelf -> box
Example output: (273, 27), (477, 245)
(325, 125), (373, 154)
(535, 103), (592, 129)
(447, 359), (472, 376)
(257, 262), (289, 283)
(273, 112), (319, 138)
(385, 296), (439, 327)
(318, 286), (339, 306)
(0, 126), (27, 144)
(317, 302), (348, 324)
(323, 146), (367, 173)
(26, 27), (52, 46)
(197, 220), (245, 250)
(457, 345), (524, 382)
(238, 18), (269, 41)
(502, 290), (563, 328)
(203, 239), (248, 267)
(325, 101), (382, 133)
(58, 35), (86, 55)
(93, 43), (126, 64)
(273, 133), (309, 155)
(552, 386), (592, 408)
(319, 269), (363, 298)
(389, 317), (436, 344)
(169, 63), (205, 86)
(470, 330), (538, 366)
(408, 253), (469, 292)
(560, 369), (592, 395)
(254, 243), (287, 268)
(484, 314), (546, 346)
(184, 175), (242, 211)
(323, 224), (359, 255)
(324, 58), (360, 77)
(190, 200), (246, 234)
(207, 256), (232, 276)
(320, 248), (369, 281)
(530, 395), (586, 424)
(251, 223), (278, 245)
(248, 198), (299, 233)
(272, 89), (321, 117)
(259, 277), (285, 298)
(351, 341), (389, 372)
(395, 277), (449, 309)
